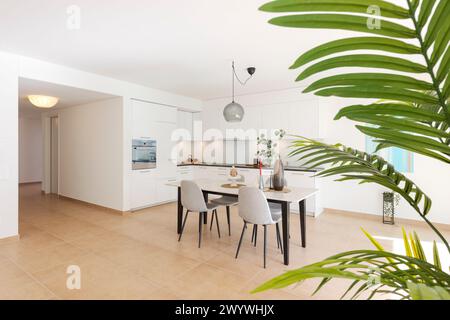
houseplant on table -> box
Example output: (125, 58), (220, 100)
(253, 0), (450, 300)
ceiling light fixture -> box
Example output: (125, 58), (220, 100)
(27, 95), (59, 108)
(223, 61), (255, 123)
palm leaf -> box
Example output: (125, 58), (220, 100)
(314, 86), (437, 105)
(260, 0), (450, 163)
(407, 282), (450, 300)
(289, 137), (450, 251)
(260, 0), (410, 19)
(402, 228), (413, 257)
(304, 73), (433, 92)
(433, 241), (443, 270)
(423, 0), (450, 48)
(252, 250), (450, 299)
(418, 0), (437, 30)
(267, 14), (416, 38)
(291, 37), (421, 69)
(297, 54), (427, 81)
(430, 17), (450, 65)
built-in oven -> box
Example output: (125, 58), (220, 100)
(132, 139), (157, 170)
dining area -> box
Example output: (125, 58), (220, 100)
(170, 179), (318, 268)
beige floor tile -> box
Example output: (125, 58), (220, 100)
(6, 183), (449, 300)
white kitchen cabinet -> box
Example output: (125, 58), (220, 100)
(132, 100), (177, 137)
(193, 166), (210, 179)
(286, 100), (320, 138)
(154, 121), (177, 177)
(131, 100), (179, 210)
(131, 170), (157, 209)
(177, 111), (193, 138)
(156, 177), (178, 204)
(177, 166), (194, 180)
(285, 171), (322, 216)
(202, 104), (221, 136)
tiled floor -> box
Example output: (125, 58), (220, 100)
(1, 183), (448, 300)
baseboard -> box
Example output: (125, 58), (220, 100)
(19, 181), (42, 185)
(58, 195), (129, 216)
(0, 234), (20, 244)
(130, 200), (177, 213)
(323, 208), (450, 231)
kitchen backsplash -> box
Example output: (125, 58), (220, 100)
(177, 138), (308, 167)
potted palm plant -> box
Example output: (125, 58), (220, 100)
(253, 0), (450, 300)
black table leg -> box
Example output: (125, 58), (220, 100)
(177, 187), (182, 234)
(281, 201), (290, 266)
(202, 191), (208, 224)
(299, 200), (306, 248)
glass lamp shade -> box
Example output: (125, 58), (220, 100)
(223, 101), (244, 122)
(28, 95), (59, 108)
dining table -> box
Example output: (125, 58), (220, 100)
(168, 179), (318, 266)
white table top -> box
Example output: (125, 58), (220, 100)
(168, 179), (318, 203)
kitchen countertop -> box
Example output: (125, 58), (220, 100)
(177, 163), (321, 173)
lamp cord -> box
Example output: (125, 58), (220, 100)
(232, 61), (254, 86)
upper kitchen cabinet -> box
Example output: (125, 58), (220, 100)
(132, 100), (177, 138)
(259, 100), (320, 139)
(177, 110), (193, 138)
(287, 99), (320, 138)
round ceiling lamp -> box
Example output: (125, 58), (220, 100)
(223, 61), (255, 123)
(27, 95), (59, 108)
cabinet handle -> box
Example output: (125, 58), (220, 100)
(139, 170), (152, 173)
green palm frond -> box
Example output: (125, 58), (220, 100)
(252, 229), (449, 300)
(289, 137), (449, 251)
(252, 250), (450, 300)
(260, 0), (450, 163)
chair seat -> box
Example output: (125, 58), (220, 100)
(206, 202), (220, 210)
(269, 204), (282, 223)
(210, 196), (238, 206)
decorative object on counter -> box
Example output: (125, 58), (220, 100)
(256, 129), (286, 166)
(228, 166), (243, 187)
(223, 61), (256, 123)
(221, 183), (246, 189)
(264, 187), (291, 194)
(383, 192), (400, 225)
(272, 155), (285, 191)
(258, 159), (264, 190)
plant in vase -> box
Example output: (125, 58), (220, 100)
(254, 0), (450, 300)
(256, 129), (286, 166)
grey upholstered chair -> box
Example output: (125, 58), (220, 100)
(210, 196), (238, 236)
(235, 187), (283, 268)
(179, 180), (220, 248)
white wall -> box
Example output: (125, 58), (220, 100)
(19, 116), (43, 183)
(50, 98), (124, 211)
(0, 52), (19, 239)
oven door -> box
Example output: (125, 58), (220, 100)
(132, 139), (157, 170)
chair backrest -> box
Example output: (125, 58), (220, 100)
(238, 187), (275, 225)
(181, 180), (207, 212)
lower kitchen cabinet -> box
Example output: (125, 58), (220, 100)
(132, 165), (322, 216)
(285, 171), (322, 217)
(156, 177), (178, 204)
(131, 170), (157, 210)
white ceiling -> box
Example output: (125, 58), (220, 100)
(0, 0), (349, 100)
(19, 78), (117, 118)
